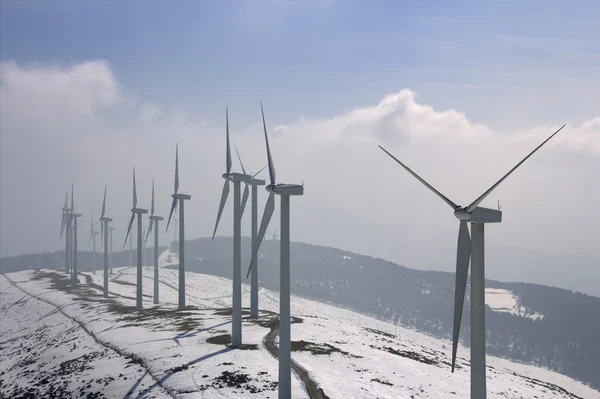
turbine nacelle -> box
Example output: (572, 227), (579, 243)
(453, 206), (502, 223)
(172, 193), (191, 201)
(131, 208), (148, 215)
(249, 177), (266, 186)
(149, 216), (164, 221)
(99, 217), (113, 222)
(223, 172), (251, 183)
(267, 183), (304, 196)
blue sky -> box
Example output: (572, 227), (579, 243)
(2, 0), (598, 128)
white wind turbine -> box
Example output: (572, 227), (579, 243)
(246, 103), (304, 398)
(66, 184), (82, 286)
(99, 186), (112, 297)
(109, 225), (115, 274)
(146, 179), (163, 305)
(88, 212), (98, 274)
(233, 142), (267, 319)
(166, 144), (191, 310)
(378, 125), (566, 399)
(212, 108), (252, 347)
(124, 168), (148, 312)
(60, 191), (70, 273)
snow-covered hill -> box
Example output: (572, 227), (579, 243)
(1, 265), (597, 399)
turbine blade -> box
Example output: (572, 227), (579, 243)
(261, 102), (276, 185)
(90, 213), (94, 232)
(466, 124), (566, 213)
(252, 165), (268, 178)
(132, 168), (137, 209)
(60, 211), (66, 239)
(146, 218), (154, 242)
(150, 179), (155, 216)
(101, 221), (104, 246)
(246, 193), (275, 279)
(124, 213), (135, 249)
(60, 191), (68, 238)
(212, 180), (230, 239)
(378, 145), (458, 210)
(452, 221), (471, 372)
(88, 231), (93, 248)
(232, 140), (247, 175)
(240, 183), (249, 219)
(166, 197), (178, 233)
(174, 144), (179, 194)
(101, 185), (106, 219)
(71, 183), (74, 211)
(226, 107), (232, 174)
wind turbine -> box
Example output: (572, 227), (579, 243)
(99, 186), (112, 297)
(146, 179), (163, 305)
(212, 108), (252, 347)
(60, 191), (70, 273)
(378, 124), (566, 399)
(109, 225), (115, 274)
(68, 184), (81, 286)
(88, 212), (98, 274)
(142, 224), (147, 266)
(166, 144), (191, 309)
(246, 103), (304, 398)
(124, 168), (148, 312)
(232, 141), (267, 319)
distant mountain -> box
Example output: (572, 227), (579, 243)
(182, 237), (600, 391)
(2, 237), (599, 390)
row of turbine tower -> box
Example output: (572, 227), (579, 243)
(58, 102), (565, 399)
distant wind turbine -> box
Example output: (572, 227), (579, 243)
(378, 124), (566, 399)
(246, 103), (304, 398)
(124, 168), (148, 312)
(88, 212), (98, 274)
(99, 186), (112, 297)
(109, 225), (115, 274)
(166, 144), (191, 309)
(232, 141), (267, 319)
(68, 184), (82, 286)
(60, 191), (70, 273)
(146, 179), (163, 304)
(212, 107), (252, 347)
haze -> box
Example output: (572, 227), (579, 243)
(1, 1), (598, 295)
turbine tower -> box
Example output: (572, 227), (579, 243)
(99, 186), (112, 297)
(67, 185), (81, 286)
(246, 103), (304, 398)
(233, 141), (267, 319)
(146, 179), (163, 304)
(109, 225), (115, 274)
(124, 168), (148, 312)
(88, 212), (98, 274)
(378, 125), (565, 399)
(212, 108), (251, 347)
(142, 224), (147, 266)
(166, 144), (191, 310)
(60, 192), (70, 273)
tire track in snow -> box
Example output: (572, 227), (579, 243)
(1, 273), (177, 399)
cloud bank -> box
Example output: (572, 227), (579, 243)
(1, 60), (598, 295)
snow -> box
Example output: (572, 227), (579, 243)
(1, 267), (596, 398)
(485, 288), (544, 320)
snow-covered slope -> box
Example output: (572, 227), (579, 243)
(485, 288), (544, 320)
(1, 267), (597, 399)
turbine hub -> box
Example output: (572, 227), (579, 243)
(454, 207), (471, 221)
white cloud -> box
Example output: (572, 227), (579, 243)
(1, 60), (598, 295)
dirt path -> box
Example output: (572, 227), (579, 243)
(259, 315), (330, 399)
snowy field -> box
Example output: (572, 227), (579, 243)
(1, 258), (597, 398)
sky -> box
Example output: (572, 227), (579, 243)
(1, 0), (599, 295)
